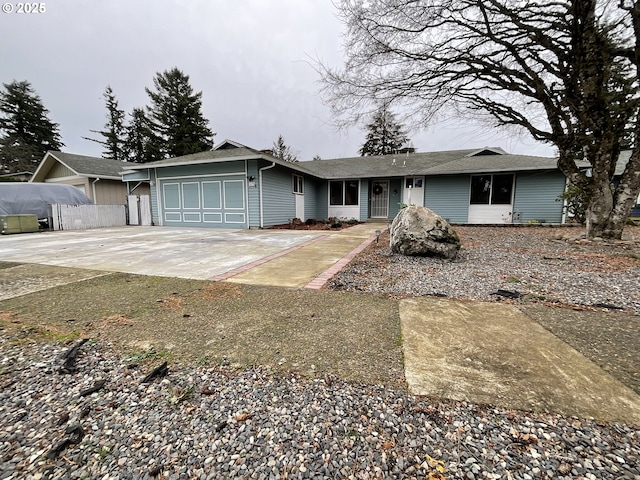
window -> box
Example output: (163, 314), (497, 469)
(330, 180), (359, 206)
(292, 174), (304, 194)
(470, 174), (514, 205)
(345, 181), (359, 205)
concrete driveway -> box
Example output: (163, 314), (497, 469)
(0, 226), (320, 279)
(0, 224), (379, 287)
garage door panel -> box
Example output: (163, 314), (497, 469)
(225, 213), (246, 224)
(203, 213), (223, 223)
(202, 181), (222, 209)
(183, 212), (202, 222)
(224, 180), (245, 209)
(182, 182), (201, 209)
(160, 177), (246, 228)
(163, 183), (181, 209)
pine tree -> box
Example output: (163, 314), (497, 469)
(123, 107), (163, 163)
(83, 86), (126, 161)
(145, 67), (215, 158)
(0, 80), (64, 173)
(359, 105), (409, 156)
(272, 134), (298, 162)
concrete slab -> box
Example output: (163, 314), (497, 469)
(227, 223), (381, 288)
(0, 227), (322, 280)
(400, 297), (640, 424)
(0, 264), (109, 301)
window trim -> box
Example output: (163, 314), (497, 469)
(329, 179), (360, 206)
(292, 174), (304, 195)
(469, 173), (514, 205)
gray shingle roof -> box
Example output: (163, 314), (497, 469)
(127, 147), (260, 168)
(123, 144), (319, 177)
(300, 149), (561, 179)
(48, 152), (139, 178)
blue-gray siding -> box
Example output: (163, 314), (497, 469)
(261, 165), (296, 226)
(513, 171), (566, 223)
(359, 179), (369, 220)
(247, 160), (261, 227)
(424, 175), (470, 223)
(155, 161), (246, 178)
(316, 182), (328, 220)
(304, 177), (322, 220)
(388, 178), (404, 219)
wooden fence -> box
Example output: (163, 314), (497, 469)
(50, 204), (127, 231)
(127, 195), (152, 226)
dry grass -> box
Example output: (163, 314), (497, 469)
(0, 273), (403, 386)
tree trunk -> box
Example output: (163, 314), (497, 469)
(584, 158), (640, 241)
(584, 180), (615, 239)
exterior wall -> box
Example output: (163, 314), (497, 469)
(513, 171), (566, 223)
(95, 180), (129, 205)
(359, 179), (369, 220)
(150, 170), (159, 225)
(48, 162), (75, 178)
(261, 165), (296, 226)
(303, 177), (321, 221)
(388, 178), (404, 219)
(424, 175), (470, 223)
(44, 176), (90, 196)
(124, 168), (159, 224)
(155, 161), (246, 179)
(247, 160), (261, 228)
(328, 179), (361, 220)
(316, 182), (328, 220)
(128, 182), (151, 196)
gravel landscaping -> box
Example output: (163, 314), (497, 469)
(0, 225), (639, 479)
(1, 339), (639, 480)
(330, 225), (640, 314)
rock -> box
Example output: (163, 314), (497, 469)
(389, 205), (461, 259)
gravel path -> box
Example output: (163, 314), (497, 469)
(330, 226), (640, 314)
(1, 339), (639, 480)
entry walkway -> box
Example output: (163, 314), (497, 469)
(217, 223), (381, 288)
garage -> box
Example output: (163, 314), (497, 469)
(159, 175), (247, 228)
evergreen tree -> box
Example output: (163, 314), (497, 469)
(272, 134), (298, 162)
(359, 105), (409, 156)
(83, 86), (126, 161)
(145, 67), (214, 158)
(123, 107), (163, 163)
(0, 80), (64, 172)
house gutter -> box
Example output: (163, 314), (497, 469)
(91, 178), (100, 203)
(258, 162), (276, 228)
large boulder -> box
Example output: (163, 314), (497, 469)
(390, 205), (461, 259)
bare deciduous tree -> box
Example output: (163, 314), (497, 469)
(320, 0), (640, 239)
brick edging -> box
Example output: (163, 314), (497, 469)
(305, 234), (378, 289)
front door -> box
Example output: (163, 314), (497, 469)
(370, 180), (389, 218)
(404, 176), (424, 207)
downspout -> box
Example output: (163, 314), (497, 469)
(92, 178), (100, 203)
(258, 162), (276, 228)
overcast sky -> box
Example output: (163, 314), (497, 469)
(1, 0), (556, 161)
